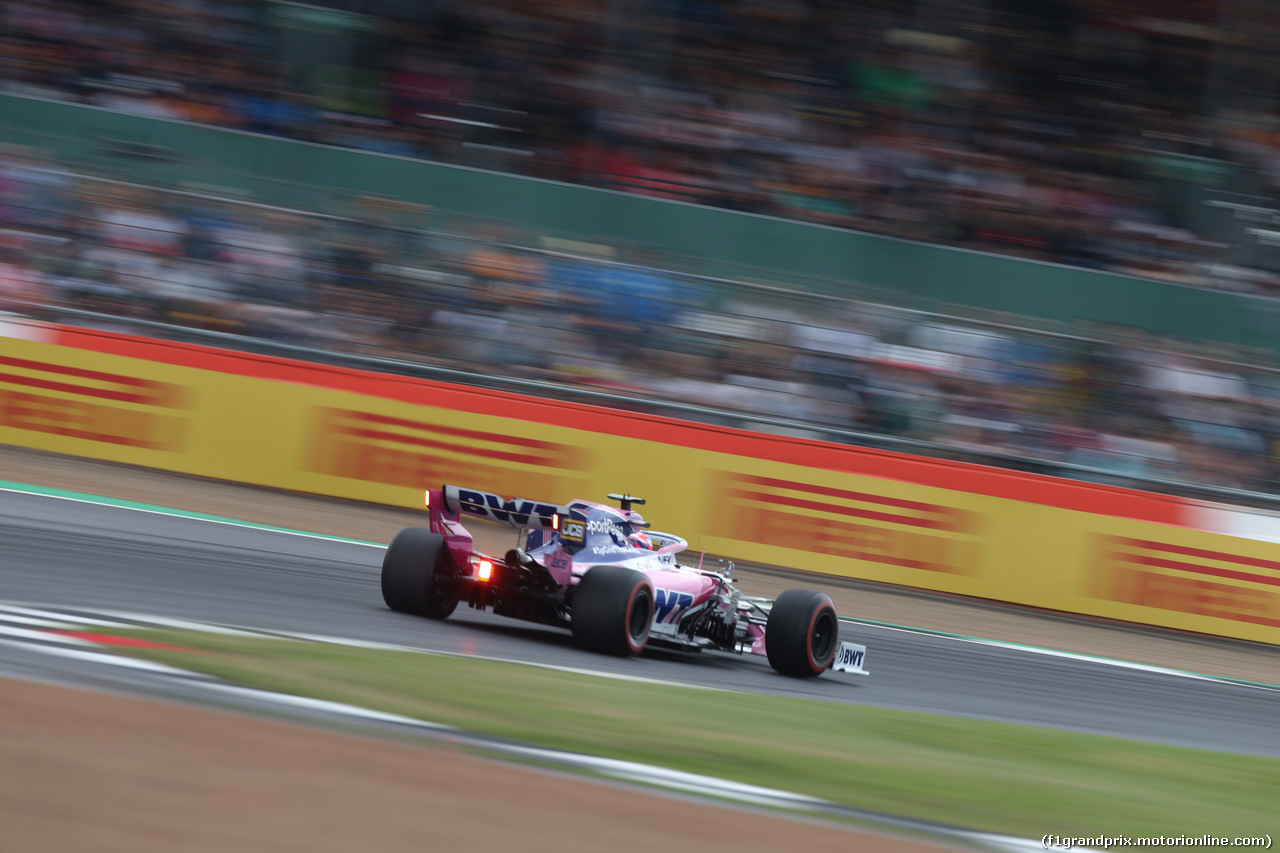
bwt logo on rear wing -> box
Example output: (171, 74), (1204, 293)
(441, 485), (566, 529)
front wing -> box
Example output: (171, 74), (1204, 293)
(832, 641), (869, 675)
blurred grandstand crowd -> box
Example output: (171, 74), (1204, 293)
(5, 0), (1280, 497)
(6, 0), (1280, 290)
(4, 140), (1280, 496)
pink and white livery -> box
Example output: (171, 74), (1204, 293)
(380, 485), (868, 678)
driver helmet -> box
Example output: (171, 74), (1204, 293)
(629, 530), (655, 551)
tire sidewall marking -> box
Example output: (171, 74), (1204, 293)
(626, 580), (652, 653)
(805, 602), (835, 673)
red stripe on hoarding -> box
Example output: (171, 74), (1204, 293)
(1124, 553), (1280, 589)
(730, 488), (950, 530)
(741, 473), (951, 515)
(343, 427), (552, 467)
(0, 354), (159, 389)
(1228, 612), (1280, 629)
(1122, 538), (1280, 575)
(0, 371), (155, 405)
(352, 411), (568, 452)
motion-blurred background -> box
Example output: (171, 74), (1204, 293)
(5, 0), (1280, 495)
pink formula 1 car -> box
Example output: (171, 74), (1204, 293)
(381, 485), (868, 679)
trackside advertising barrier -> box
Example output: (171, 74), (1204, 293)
(3, 320), (1279, 647)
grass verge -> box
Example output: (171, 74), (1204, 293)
(114, 628), (1278, 840)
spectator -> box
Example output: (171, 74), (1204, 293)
(0, 243), (45, 313)
(6, 0), (1280, 289)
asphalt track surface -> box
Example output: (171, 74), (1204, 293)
(3, 488), (1279, 758)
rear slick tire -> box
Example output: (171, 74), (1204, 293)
(380, 527), (458, 619)
(571, 565), (654, 656)
(766, 589), (838, 678)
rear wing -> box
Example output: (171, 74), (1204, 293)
(436, 485), (566, 530)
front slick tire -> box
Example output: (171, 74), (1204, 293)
(381, 527), (458, 619)
(571, 565), (654, 656)
(766, 589), (838, 678)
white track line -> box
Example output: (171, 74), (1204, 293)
(0, 604), (140, 629)
(849, 620), (1280, 692)
(197, 681), (457, 729)
(2, 603), (724, 691)
(0, 625), (95, 644)
(0, 640), (198, 674)
(269, 629), (728, 689)
(0, 614), (77, 629)
(89, 611), (273, 637)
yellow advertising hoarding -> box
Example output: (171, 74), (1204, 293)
(3, 328), (1278, 646)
